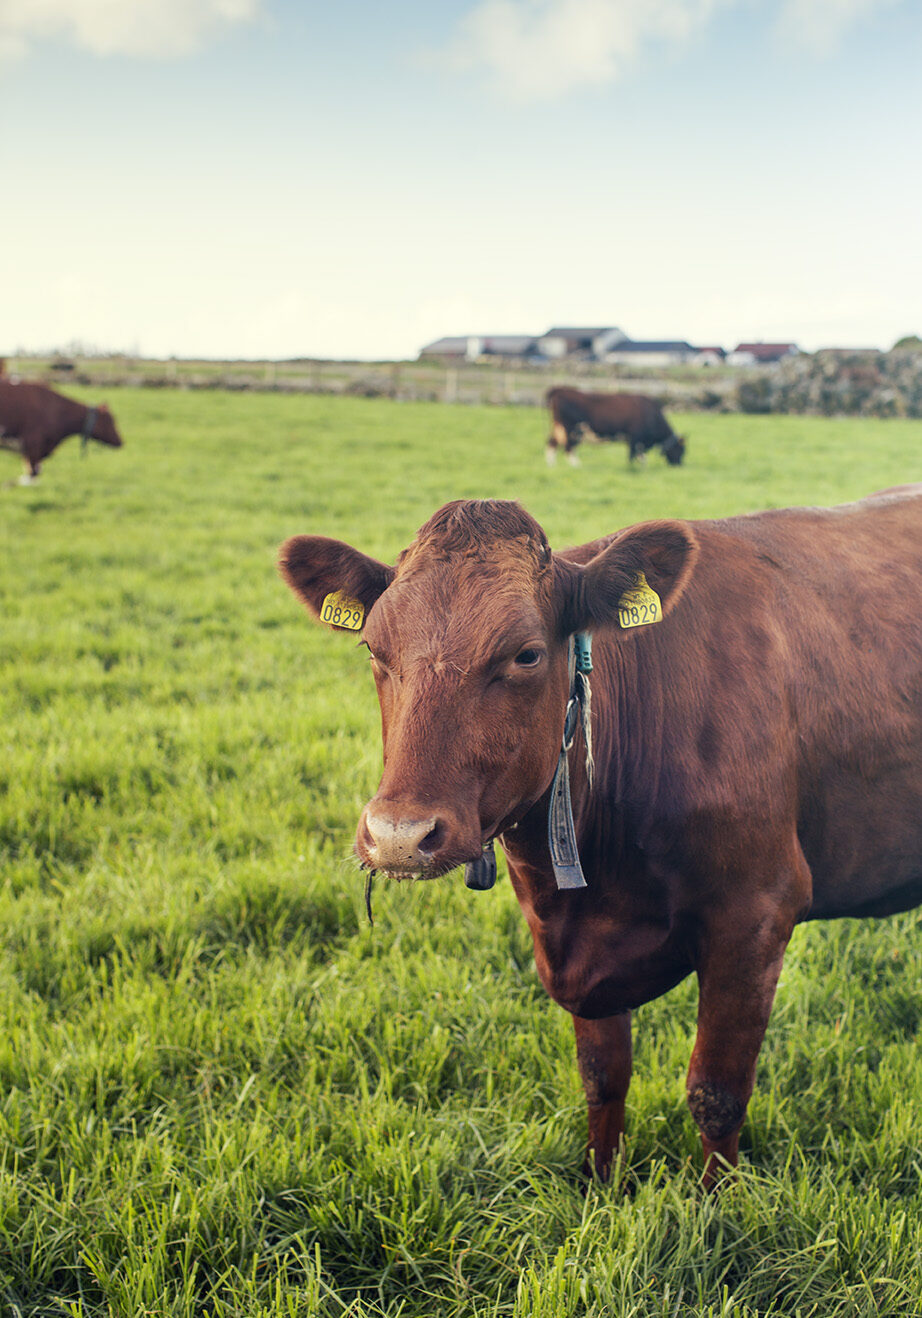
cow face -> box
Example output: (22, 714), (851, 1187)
(662, 433), (686, 465)
(280, 501), (697, 881)
(92, 404), (123, 447)
(281, 502), (571, 878)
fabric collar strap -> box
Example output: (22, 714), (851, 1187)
(547, 631), (593, 890)
(81, 408), (97, 454)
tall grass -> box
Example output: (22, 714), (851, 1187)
(1, 392), (921, 1315)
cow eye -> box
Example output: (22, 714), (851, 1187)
(514, 648), (542, 668)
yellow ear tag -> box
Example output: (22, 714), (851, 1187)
(320, 591), (365, 631)
(618, 571), (662, 629)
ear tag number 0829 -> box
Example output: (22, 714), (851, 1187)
(618, 571), (662, 630)
(321, 591), (365, 631)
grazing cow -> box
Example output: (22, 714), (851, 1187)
(279, 488), (922, 1187)
(546, 386), (685, 467)
(0, 380), (123, 483)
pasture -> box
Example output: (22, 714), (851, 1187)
(2, 390), (922, 1317)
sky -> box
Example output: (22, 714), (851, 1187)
(1, 0), (920, 360)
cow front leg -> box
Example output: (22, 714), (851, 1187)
(546, 421), (568, 465)
(686, 910), (793, 1189)
(573, 1011), (632, 1180)
(565, 427), (582, 467)
(19, 439), (42, 484)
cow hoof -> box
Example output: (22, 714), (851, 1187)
(579, 1153), (631, 1196)
(701, 1152), (738, 1194)
(17, 474), (37, 485)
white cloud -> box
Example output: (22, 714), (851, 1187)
(777, 0), (901, 53)
(0, 0), (260, 61)
(441, 0), (726, 101)
(440, 0), (908, 100)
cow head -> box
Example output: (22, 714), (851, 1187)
(661, 433), (686, 465)
(91, 404), (123, 448)
(280, 500), (697, 880)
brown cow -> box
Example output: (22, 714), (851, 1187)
(279, 488), (922, 1187)
(546, 386), (685, 467)
(0, 380), (123, 484)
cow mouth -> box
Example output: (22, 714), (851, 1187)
(354, 843), (479, 883)
(357, 857), (471, 883)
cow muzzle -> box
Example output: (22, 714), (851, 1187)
(356, 801), (479, 879)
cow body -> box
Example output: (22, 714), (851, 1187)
(280, 486), (922, 1185)
(546, 386), (685, 466)
(0, 380), (122, 482)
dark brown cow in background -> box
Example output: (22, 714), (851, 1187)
(0, 379), (123, 484)
(546, 386), (685, 467)
(280, 487), (922, 1187)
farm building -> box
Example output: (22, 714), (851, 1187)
(418, 326), (739, 366)
(534, 326), (627, 358)
(419, 334), (543, 361)
(480, 335), (541, 358)
(418, 336), (485, 361)
(599, 339), (699, 368)
(692, 346), (727, 367)
(727, 342), (800, 366)
(419, 325), (628, 363)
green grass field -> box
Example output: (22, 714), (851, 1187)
(2, 391), (922, 1317)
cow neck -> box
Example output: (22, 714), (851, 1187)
(464, 632), (594, 893)
(56, 392), (88, 439)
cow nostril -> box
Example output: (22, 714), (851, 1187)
(357, 813), (375, 851)
(418, 820), (446, 855)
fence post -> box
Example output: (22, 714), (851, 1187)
(445, 368), (457, 404)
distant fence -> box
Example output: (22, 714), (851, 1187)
(5, 356), (740, 413)
(9, 352), (922, 416)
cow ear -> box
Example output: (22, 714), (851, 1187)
(278, 535), (395, 629)
(554, 520), (699, 634)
